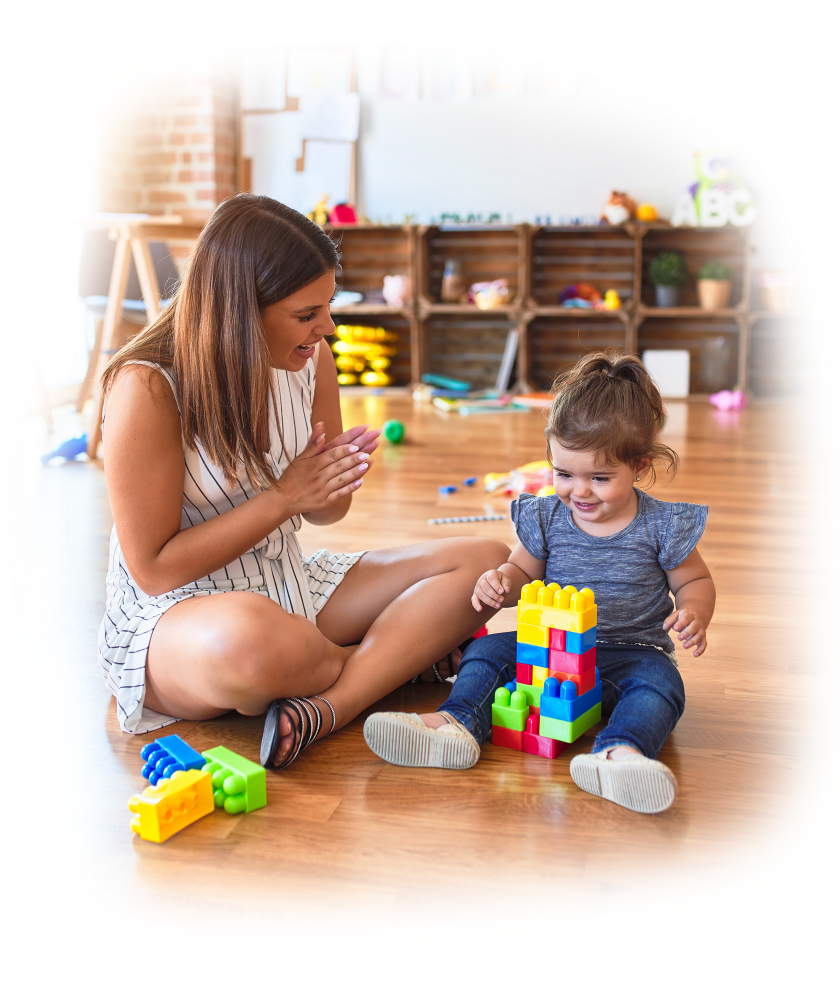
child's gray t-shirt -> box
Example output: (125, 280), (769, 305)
(511, 489), (708, 655)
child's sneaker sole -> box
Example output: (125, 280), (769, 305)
(364, 712), (480, 769)
(570, 752), (677, 813)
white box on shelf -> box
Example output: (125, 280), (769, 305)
(643, 350), (690, 398)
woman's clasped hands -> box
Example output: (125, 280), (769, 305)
(275, 422), (381, 515)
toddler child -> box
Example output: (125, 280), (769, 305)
(364, 351), (715, 814)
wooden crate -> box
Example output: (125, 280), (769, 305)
(749, 317), (802, 398)
(330, 312), (413, 388)
(421, 226), (522, 304)
(530, 226), (635, 306)
(329, 225), (413, 302)
(640, 227), (748, 309)
(637, 317), (740, 395)
(526, 316), (627, 391)
(423, 312), (517, 389)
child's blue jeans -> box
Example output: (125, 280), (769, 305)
(438, 631), (685, 761)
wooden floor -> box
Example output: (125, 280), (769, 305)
(8, 395), (824, 966)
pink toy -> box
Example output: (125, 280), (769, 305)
(709, 389), (747, 410)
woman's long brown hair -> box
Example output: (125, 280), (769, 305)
(102, 195), (340, 492)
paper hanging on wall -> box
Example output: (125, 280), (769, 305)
(380, 49), (421, 99)
(243, 112), (303, 204)
(295, 140), (353, 213)
(421, 51), (472, 99)
(288, 50), (352, 96)
(240, 52), (287, 110)
(298, 93), (360, 141)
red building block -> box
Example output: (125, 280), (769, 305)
(549, 646), (596, 675)
(516, 662), (533, 685)
(492, 725), (524, 752)
(522, 714), (567, 760)
(545, 666), (597, 695)
(549, 628), (566, 651)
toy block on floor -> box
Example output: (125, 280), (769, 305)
(540, 671), (602, 722)
(564, 627), (597, 654)
(129, 769), (214, 843)
(522, 714), (566, 759)
(201, 746), (267, 815)
(532, 665), (549, 687)
(516, 641), (549, 667)
(549, 645), (596, 675)
(140, 734), (206, 786)
(491, 687), (529, 731)
(546, 666), (597, 695)
(492, 725), (524, 752)
(538, 703), (601, 744)
(518, 580), (597, 634)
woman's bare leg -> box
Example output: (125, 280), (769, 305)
(143, 591), (352, 720)
(263, 536), (509, 763)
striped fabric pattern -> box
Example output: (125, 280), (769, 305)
(97, 350), (363, 734)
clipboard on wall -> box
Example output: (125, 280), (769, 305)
(238, 50), (359, 214)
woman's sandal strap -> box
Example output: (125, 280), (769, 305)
(312, 694), (336, 735)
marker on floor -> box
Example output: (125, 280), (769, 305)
(428, 515), (507, 524)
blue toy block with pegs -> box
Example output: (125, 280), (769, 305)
(141, 734), (206, 786)
(539, 670), (602, 722)
(516, 641), (549, 668)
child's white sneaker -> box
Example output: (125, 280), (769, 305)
(364, 711), (481, 769)
(570, 749), (677, 813)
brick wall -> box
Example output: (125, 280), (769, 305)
(99, 70), (237, 221)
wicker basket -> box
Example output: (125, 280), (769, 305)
(755, 270), (812, 313)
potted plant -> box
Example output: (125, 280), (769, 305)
(649, 251), (688, 307)
(697, 260), (733, 309)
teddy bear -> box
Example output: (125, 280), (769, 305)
(600, 191), (638, 225)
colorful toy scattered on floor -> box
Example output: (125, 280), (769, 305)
(492, 580), (602, 758)
(709, 389), (747, 410)
(41, 434), (88, 464)
(331, 323), (399, 386)
(382, 419), (405, 443)
(131, 735), (267, 842)
(484, 461), (555, 498)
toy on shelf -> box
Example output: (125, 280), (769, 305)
(600, 191), (638, 225)
(709, 389), (747, 410)
(129, 769), (214, 843)
(41, 435), (88, 464)
(491, 580), (601, 758)
(428, 514), (506, 525)
(331, 324), (399, 386)
(484, 460), (554, 498)
(383, 274), (411, 308)
(308, 195), (330, 226)
(140, 734), (206, 785)
(603, 289), (621, 310)
(559, 283), (622, 311)
(201, 746), (267, 815)
(328, 202), (357, 225)
(383, 419), (405, 443)
(671, 147), (761, 226)
(470, 278), (512, 309)
(636, 203), (658, 222)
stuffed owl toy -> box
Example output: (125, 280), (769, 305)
(671, 147), (761, 226)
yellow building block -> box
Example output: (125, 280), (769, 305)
(516, 621), (550, 648)
(129, 769), (214, 843)
(518, 580), (597, 634)
(533, 665), (549, 687)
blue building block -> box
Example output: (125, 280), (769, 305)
(540, 670), (602, 722)
(464, 476), (477, 486)
(516, 641), (549, 668)
(565, 626), (597, 655)
(504, 679), (516, 694)
(141, 734), (206, 786)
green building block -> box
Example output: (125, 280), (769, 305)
(201, 746), (267, 815)
(491, 688), (528, 731)
(538, 703), (601, 744)
(515, 681), (543, 708)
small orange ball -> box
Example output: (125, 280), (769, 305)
(636, 203), (658, 222)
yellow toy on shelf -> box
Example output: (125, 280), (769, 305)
(331, 324), (399, 386)
(307, 195), (330, 226)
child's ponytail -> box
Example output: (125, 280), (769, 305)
(546, 350), (679, 484)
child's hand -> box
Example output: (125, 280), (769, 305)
(472, 570), (511, 612)
(663, 609), (707, 656)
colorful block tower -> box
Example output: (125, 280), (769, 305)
(491, 580), (602, 759)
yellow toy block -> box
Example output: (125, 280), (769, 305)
(533, 665), (549, 687)
(516, 622), (550, 647)
(129, 769), (214, 843)
(517, 580), (597, 634)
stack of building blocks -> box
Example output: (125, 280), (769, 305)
(491, 580), (602, 759)
(140, 734), (206, 785)
(128, 769), (214, 843)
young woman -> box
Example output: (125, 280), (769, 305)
(97, 194), (507, 769)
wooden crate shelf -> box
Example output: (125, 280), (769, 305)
(315, 221), (776, 395)
(330, 311), (414, 389)
(748, 316), (802, 399)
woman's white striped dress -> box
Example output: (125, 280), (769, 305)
(97, 349), (363, 734)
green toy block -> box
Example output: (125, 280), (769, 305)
(201, 746), (267, 815)
(538, 703), (601, 744)
(491, 688), (528, 732)
(515, 681), (544, 708)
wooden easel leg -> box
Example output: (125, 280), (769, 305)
(76, 316), (104, 413)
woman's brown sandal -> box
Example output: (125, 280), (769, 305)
(260, 694), (336, 769)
